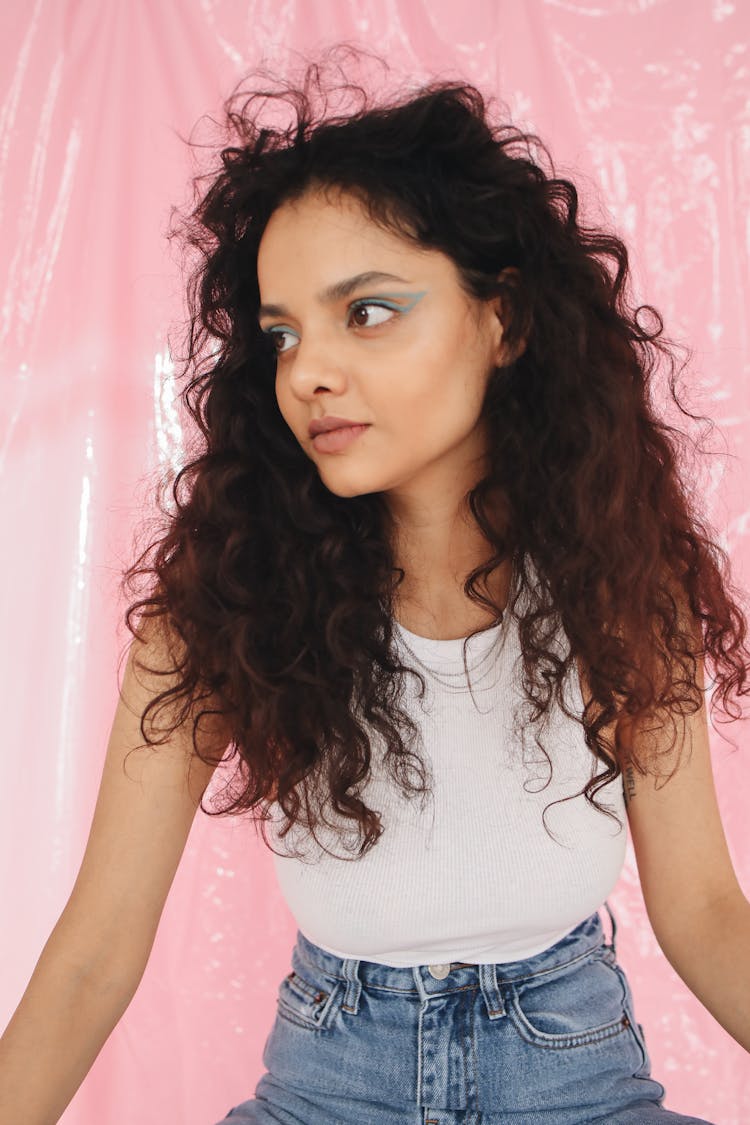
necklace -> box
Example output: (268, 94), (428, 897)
(394, 612), (508, 695)
(389, 555), (521, 694)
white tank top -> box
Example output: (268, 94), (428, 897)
(267, 580), (627, 967)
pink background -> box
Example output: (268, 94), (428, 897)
(1, 2), (749, 1122)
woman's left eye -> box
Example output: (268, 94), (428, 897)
(348, 301), (399, 328)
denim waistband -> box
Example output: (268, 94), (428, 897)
(292, 902), (618, 1021)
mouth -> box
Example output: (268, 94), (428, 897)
(310, 424), (370, 454)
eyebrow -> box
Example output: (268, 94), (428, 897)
(257, 271), (412, 320)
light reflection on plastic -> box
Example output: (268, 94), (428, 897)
(55, 419), (94, 870)
(153, 347), (184, 476)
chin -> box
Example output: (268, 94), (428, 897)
(316, 466), (382, 499)
(318, 478), (371, 499)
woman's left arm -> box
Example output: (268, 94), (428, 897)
(620, 651), (750, 1053)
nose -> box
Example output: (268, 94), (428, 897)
(282, 332), (349, 400)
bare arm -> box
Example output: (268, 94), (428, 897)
(0, 618), (230, 1125)
(576, 628), (749, 1052)
(619, 655), (750, 1052)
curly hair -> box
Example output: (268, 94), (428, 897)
(121, 44), (749, 860)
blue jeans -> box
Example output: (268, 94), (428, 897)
(214, 904), (714, 1124)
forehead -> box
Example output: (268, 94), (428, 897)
(256, 188), (433, 285)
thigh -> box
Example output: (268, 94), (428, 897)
(493, 944), (716, 1124)
(210, 956), (425, 1124)
(210, 937), (718, 1125)
(213, 1074), (423, 1125)
(587, 1105), (715, 1125)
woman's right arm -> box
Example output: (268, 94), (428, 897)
(0, 618), (230, 1125)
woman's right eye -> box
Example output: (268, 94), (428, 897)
(266, 328), (298, 355)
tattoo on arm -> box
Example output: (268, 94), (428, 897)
(623, 765), (637, 806)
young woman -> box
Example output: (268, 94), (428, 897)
(1, 50), (748, 1125)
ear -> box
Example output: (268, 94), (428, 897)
(492, 267), (527, 365)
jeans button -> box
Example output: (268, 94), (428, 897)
(428, 963), (450, 979)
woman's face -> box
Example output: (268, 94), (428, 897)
(256, 188), (506, 512)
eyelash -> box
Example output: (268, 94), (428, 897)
(349, 299), (402, 329)
(264, 299), (402, 356)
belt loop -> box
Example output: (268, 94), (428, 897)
(478, 962), (506, 1020)
(603, 899), (618, 954)
(340, 956), (363, 1015)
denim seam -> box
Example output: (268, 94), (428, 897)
(464, 986), (479, 1109)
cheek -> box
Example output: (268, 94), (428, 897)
(274, 370), (293, 421)
(395, 342), (488, 423)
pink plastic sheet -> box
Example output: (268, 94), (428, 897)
(1, 2), (748, 1122)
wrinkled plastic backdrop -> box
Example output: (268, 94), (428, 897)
(1, 2), (749, 1122)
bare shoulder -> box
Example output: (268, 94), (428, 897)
(576, 649), (743, 942)
(118, 613), (231, 797)
(617, 653), (741, 905)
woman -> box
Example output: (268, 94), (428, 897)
(1, 49), (748, 1124)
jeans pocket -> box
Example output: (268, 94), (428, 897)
(508, 948), (636, 1050)
(276, 962), (341, 1032)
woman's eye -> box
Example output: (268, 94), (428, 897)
(348, 301), (398, 329)
(268, 329), (297, 354)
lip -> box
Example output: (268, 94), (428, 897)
(308, 415), (364, 437)
(311, 424), (369, 454)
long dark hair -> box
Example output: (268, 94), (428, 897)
(121, 45), (749, 859)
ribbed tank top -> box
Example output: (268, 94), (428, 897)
(267, 579), (627, 967)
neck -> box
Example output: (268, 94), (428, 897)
(391, 556), (514, 641)
(381, 487), (513, 640)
